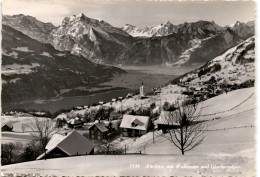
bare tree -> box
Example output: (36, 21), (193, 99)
(161, 100), (206, 155)
(30, 118), (55, 159)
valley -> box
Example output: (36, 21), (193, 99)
(2, 66), (195, 113)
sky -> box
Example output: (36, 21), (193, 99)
(1, 0), (256, 28)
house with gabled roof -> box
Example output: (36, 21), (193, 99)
(88, 121), (109, 141)
(1, 123), (13, 132)
(120, 115), (150, 137)
(37, 131), (94, 160)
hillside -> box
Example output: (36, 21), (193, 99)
(178, 36), (255, 85)
(1, 24), (126, 105)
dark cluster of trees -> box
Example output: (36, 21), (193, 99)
(1, 142), (42, 165)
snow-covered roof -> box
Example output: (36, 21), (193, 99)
(120, 115), (150, 131)
(37, 131), (94, 160)
(157, 111), (179, 125)
(45, 133), (65, 150)
(89, 122), (108, 132)
(67, 119), (82, 125)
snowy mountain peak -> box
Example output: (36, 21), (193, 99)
(61, 13), (111, 27)
(122, 20), (177, 37)
(165, 21), (172, 25)
(76, 13), (87, 18)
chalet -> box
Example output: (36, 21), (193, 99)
(37, 131), (94, 160)
(157, 111), (180, 133)
(67, 118), (83, 129)
(1, 123), (13, 132)
(120, 115), (150, 137)
(88, 122), (109, 141)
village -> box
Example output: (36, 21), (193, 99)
(1, 71), (254, 165)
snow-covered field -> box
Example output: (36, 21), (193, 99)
(1, 154), (253, 176)
(2, 63), (40, 76)
(1, 116), (56, 145)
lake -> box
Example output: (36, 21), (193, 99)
(2, 66), (196, 113)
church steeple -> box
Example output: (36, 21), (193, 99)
(140, 82), (144, 98)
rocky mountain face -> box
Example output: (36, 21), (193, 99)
(2, 14), (56, 44)
(51, 13), (134, 64)
(1, 24), (125, 104)
(231, 21), (255, 38)
(2, 14), (255, 66)
(179, 36), (255, 85)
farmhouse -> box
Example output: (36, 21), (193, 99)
(157, 111), (180, 133)
(120, 115), (150, 137)
(37, 131), (94, 160)
(67, 117), (83, 129)
(1, 123), (13, 132)
(89, 122), (109, 141)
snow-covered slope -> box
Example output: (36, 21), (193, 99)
(180, 36), (255, 85)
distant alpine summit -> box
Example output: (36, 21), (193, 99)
(51, 13), (133, 64)
(2, 13), (255, 66)
(122, 20), (224, 38)
(122, 21), (178, 37)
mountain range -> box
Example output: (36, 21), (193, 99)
(1, 13), (255, 105)
(1, 24), (125, 104)
(2, 14), (255, 65)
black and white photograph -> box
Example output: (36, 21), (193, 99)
(0, 0), (257, 176)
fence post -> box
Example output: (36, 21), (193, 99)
(153, 129), (154, 143)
